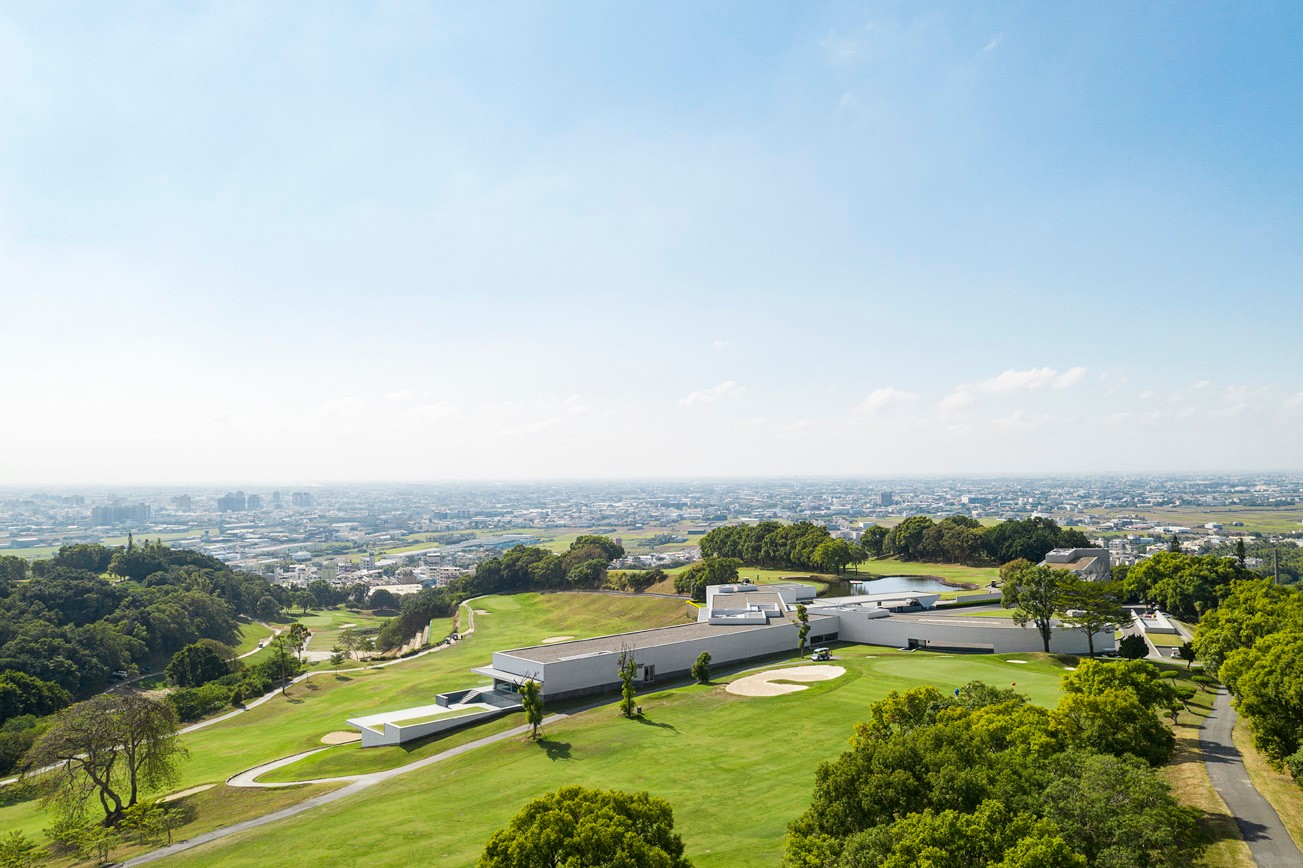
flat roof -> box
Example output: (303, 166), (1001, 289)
(500, 616), (832, 665)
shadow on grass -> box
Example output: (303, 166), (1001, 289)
(333, 675), (353, 682)
(635, 717), (678, 733)
(536, 738), (572, 761)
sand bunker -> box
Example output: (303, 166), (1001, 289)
(541, 636), (575, 644)
(160, 784), (213, 803)
(1005, 659), (1028, 664)
(320, 731), (363, 745)
(339, 623), (357, 629)
(474, 609), (489, 615)
(726, 665), (846, 697)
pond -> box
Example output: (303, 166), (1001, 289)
(849, 575), (955, 595)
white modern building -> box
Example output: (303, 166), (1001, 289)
(473, 582), (1114, 702)
(1041, 548), (1113, 582)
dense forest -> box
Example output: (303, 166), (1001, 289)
(698, 516), (1090, 572)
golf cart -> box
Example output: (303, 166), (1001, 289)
(810, 647), (832, 662)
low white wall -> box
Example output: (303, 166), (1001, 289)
(834, 610), (1114, 655)
(497, 620), (809, 698)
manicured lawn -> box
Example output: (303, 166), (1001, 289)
(0, 592), (694, 839)
(294, 608), (390, 653)
(153, 647), (1071, 868)
(233, 619), (276, 655)
(1146, 631), (1187, 648)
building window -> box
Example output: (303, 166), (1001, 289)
(642, 665), (656, 684)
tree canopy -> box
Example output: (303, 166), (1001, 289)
(479, 785), (692, 868)
(783, 680), (1195, 867)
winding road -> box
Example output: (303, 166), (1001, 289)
(1201, 690), (1303, 868)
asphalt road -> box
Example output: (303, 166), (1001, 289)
(1201, 689), (1303, 868)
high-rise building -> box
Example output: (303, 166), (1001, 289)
(246, 494), (264, 510)
(217, 491), (248, 512)
(91, 503), (152, 524)
(878, 491), (895, 507)
(271, 490), (282, 507)
(170, 494), (193, 510)
(291, 491), (314, 508)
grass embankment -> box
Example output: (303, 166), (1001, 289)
(1233, 721), (1303, 853)
(1145, 631), (1187, 648)
(154, 648), (1071, 868)
(0, 593), (693, 841)
(1162, 724), (1253, 868)
(233, 619), (276, 655)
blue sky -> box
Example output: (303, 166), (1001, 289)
(2, 2), (1300, 483)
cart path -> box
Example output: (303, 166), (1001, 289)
(1201, 689), (1303, 868)
(120, 709), (564, 866)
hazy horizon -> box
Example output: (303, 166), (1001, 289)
(3, 3), (1301, 485)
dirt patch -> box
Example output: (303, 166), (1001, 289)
(320, 731), (362, 745)
(726, 665), (846, 697)
(541, 636), (575, 644)
(160, 784), (214, 803)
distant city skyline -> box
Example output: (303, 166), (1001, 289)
(2, 3), (1301, 484)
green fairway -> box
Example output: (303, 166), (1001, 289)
(295, 608), (391, 653)
(0, 592), (693, 840)
(154, 646), (1070, 868)
(233, 619), (276, 654)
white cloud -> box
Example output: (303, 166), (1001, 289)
(678, 380), (740, 407)
(1287, 392), (1303, 409)
(837, 91), (857, 112)
(713, 339), (727, 351)
(983, 33), (1004, 53)
(1194, 379), (1211, 389)
(859, 387), (917, 414)
(974, 366), (1088, 393)
(938, 390), (975, 412)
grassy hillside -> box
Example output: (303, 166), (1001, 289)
(0, 592), (693, 841)
(154, 648), (1069, 868)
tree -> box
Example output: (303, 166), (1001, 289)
(1052, 690), (1174, 766)
(0, 672), (72, 726)
(24, 693), (186, 825)
(339, 627), (361, 660)
(861, 525), (888, 558)
(1039, 750), (1201, 867)
(164, 640), (235, 688)
(569, 535), (625, 562)
(329, 645), (346, 666)
(255, 595), (281, 621)
(1235, 538), (1247, 568)
(1124, 552), (1253, 621)
(886, 516), (935, 560)
(691, 652), (711, 684)
(1118, 634), (1148, 659)
(1056, 579), (1128, 658)
(519, 679), (543, 740)
(618, 647), (638, 718)
(286, 623), (311, 663)
(1060, 658), (1178, 712)
(1178, 642), (1196, 669)
(268, 635), (296, 694)
(1001, 561), (1068, 653)
(673, 558), (741, 602)
(368, 588), (399, 610)
(1168, 534), (1182, 554)
(0, 830), (42, 868)
(479, 785), (691, 868)
(795, 603), (811, 656)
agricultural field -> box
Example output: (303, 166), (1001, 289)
(155, 647), (1074, 868)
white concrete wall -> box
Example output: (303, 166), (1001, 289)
(833, 609), (1114, 655)
(496, 621), (804, 698)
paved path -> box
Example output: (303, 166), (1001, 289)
(119, 706), (575, 866)
(1201, 689), (1303, 868)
